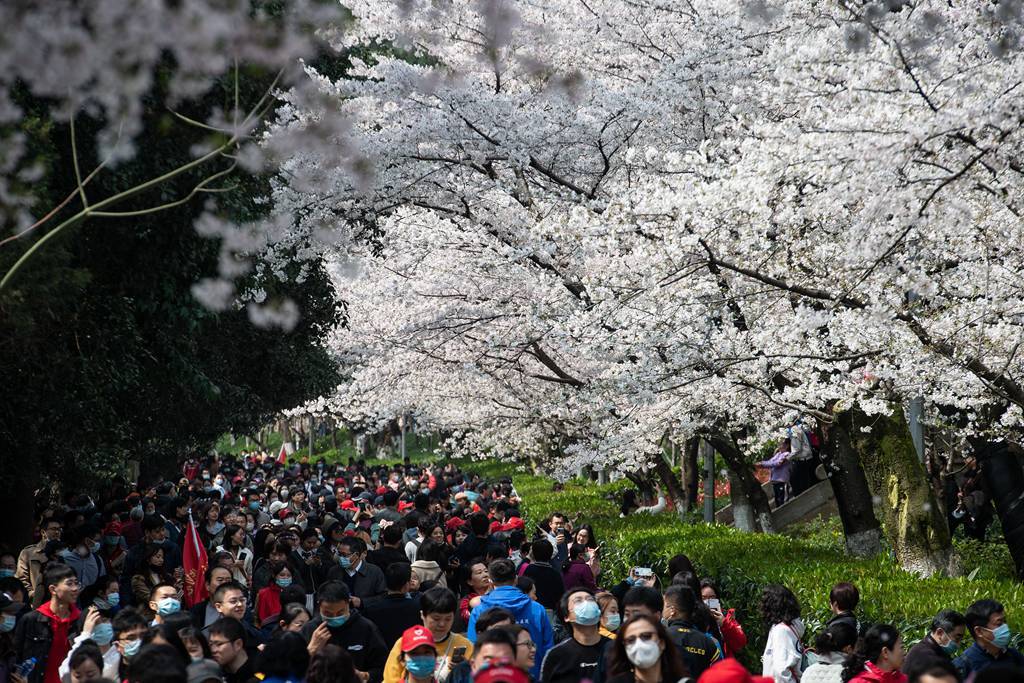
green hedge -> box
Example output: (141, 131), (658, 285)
(464, 463), (1024, 668)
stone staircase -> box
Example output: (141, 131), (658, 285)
(716, 476), (837, 529)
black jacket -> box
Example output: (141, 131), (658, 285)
(325, 561), (386, 601)
(664, 619), (719, 680)
(902, 635), (952, 677)
(365, 546), (410, 571)
(522, 563), (565, 611)
(13, 608), (81, 683)
(300, 612), (388, 683)
(360, 593), (423, 648)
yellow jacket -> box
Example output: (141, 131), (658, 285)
(383, 631), (474, 683)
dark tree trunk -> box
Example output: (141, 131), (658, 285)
(652, 454), (688, 521)
(684, 437), (700, 511)
(706, 434), (775, 532)
(838, 406), (956, 576)
(727, 468), (757, 531)
(971, 439), (1024, 580)
(820, 422), (883, 557)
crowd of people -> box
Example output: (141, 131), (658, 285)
(0, 452), (1019, 683)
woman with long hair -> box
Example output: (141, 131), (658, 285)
(214, 524), (253, 587)
(842, 625), (906, 683)
(130, 544), (173, 613)
(760, 584), (804, 683)
(606, 615), (688, 683)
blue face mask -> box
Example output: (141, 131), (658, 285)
(338, 555), (352, 569)
(573, 600), (602, 626)
(156, 597), (181, 616)
(106, 593), (121, 607)
(0, 614), (15, 633)
(323, 613), (348, 628)
(90, 541), (101, 554)
(605, 613), (622, 631)
(275, 577), (292, 588)
(0, 569), (13, 578)
(123, 638), (142, 657)
(91, 622), (114, 646)
(405, 655), (436, 678)
(248, 501), (260, 511)
(988, 624), (1012, 650)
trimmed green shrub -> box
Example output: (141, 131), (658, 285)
(475, 467), (1024, 669)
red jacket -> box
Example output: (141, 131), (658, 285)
(848, 662), (908, 683)
(719, 609), (747, 657)
(39, 602), (81, 683)
(256, 584), (283, 625)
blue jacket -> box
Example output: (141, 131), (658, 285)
(954, 643), (1024, 677)
(467, 585), (553, 679)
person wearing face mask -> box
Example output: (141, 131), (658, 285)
(539, 588), (611, 683)
(467, 560), (553, 680)
(802, 622), (857, 683)
(597, 593), (621, 640)
(1, 553), (18, 580)
(300, 581), (388, 683)
(256, 563), (294, 627)
(953, 599), (1024, 677)
(842, 624), (907, 683)
(16, 518), (63, 602)
(399, 626), (439, 683)
(147, 584), (181, 626)
(606, 615), (688, 683)
(58, 607), (119, 683)
(759, 584), (804, 683)
(900, 611), (965, 679)
(59, 526), (105, 591)
(109, 608), (147, 680)
(662, 586), (721, 679)
(0, 591), (24, 683)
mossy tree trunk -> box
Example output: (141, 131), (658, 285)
(836, 405), (956, 576)
(821, 422), (883, 557)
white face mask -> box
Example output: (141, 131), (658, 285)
(626, 639), (662, 669)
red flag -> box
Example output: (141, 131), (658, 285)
(182, 513), (208, 608)
(277, 442), (288, 465)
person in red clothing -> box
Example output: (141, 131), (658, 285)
(255, 561), (293, 626)
(700, 579), (747, 657)
(459, 559), (491, 624)
(13, 564), (82, 683)
(843, 624), (908, 683)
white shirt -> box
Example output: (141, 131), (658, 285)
(762, 622), (802, 682)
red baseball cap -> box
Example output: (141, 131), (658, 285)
(698, 659), (774, 683)
(401, 626), (435, 653)
(501, 518), (525, 532)
(473, 662), (530, 683)
(340, 499), (357, 511)
(445, 517), (467, 532)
